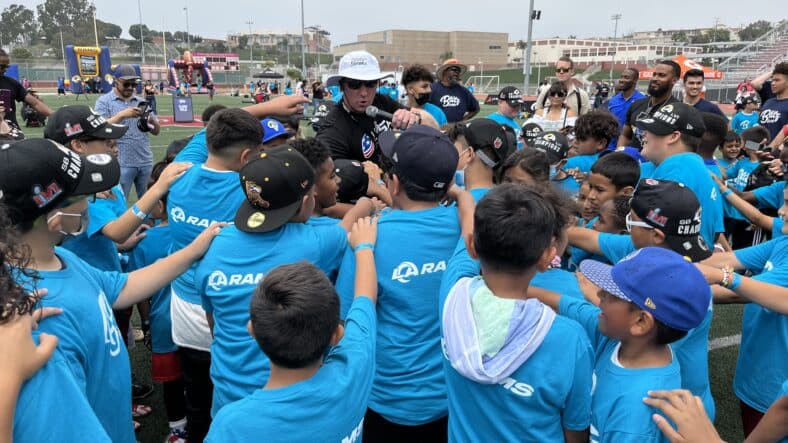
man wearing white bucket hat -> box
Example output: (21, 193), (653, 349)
(316, 51), (421, 165)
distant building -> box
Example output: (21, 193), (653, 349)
(333, 30), (509, 70)
(627, 25), (742, 44)
(515, 38), (702, 68)
(227, 29), (331, 53)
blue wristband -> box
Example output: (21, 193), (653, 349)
(722, 189), (733, 198)
(131, 204), (148, 220)
(353, 242), (374, 252)
(728, 273), (742, 291)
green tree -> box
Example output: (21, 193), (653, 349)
(36, 0), (95, 46)
(10, 47), (32, 61)
(672, 31), (688, 42)
(738, 20), (773, 41)
(1, 4), (38, 46)
(286, 68), (302, 80)
(129, 24), (152, 42)
(237, 35), (249, 49)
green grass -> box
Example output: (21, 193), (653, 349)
(26, 95), (745, 443)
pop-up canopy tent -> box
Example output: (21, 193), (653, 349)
(639, 55), (723, 80)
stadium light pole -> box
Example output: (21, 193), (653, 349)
(523, 0), (535, 94)
(246, 20), (254, 77)
(300, 0), (306, 79)
(137, 0), (145, 64)
(184, 3), (191, 50)
(91, 1), (99, 47)
(610, 14), (622, 82)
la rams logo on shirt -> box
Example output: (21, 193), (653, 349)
(97, 290), (122, 357)
(361, 133), (375, 158)
(391, 260), (447, 283)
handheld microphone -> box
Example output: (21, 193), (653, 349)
(365, 105), (394, 121)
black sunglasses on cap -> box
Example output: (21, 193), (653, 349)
(344, 79), (378, 90)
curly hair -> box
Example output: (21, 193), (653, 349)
(610, 195), (632, 232)
(289, 137), (331, 171)
(401, 65), (435, 86)
(0, 203), (40, 324)
(574, 110), (619, 145)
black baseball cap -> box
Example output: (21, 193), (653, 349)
(44, 106), (128, 144)
(378, 125), (458, 192)
(498, 86), (523, 106)
(630, 178), (712, 262)
(532, 131), (570, 164)
(635, 102), (705, 138)
(235, 145), (315, 233)
(520, 122), (544, 147)
(114, 64), (141, 81)
(463, 118), (512, 169)
(334, 159), (369, 203)
(0, 138), (120, 226)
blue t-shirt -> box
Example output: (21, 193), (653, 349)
(531, 268), (585, 300)
(560, 297), (680, 443)
(607, 91), (646, 127)
(773, 217), (785, 239)
(731, 111), (760, 134)
(438, 235), (593, 442)
(175, 128), (209, 164)
(429, 82), (480, 123)
(692, 99), (726, 118)
(552, 174), (582, 198)
(57, 78), (65, 89)
(168, 165), (245, 305)
(759, 97), (788, 140)
(704, 158), (723, 179)
(126, 224), (176, 353)
(568, 218), (608, 271)
(639, 161), (657, 179)
(423, 102), (448, 127)
(733, 236), (788, 412)
(14, 335), (111, 443)
(335, 204), (461, 425)
(487, 112), (522, 148)
(598, 233), (637, 264)
(21, 248), (134, 443)
(565, 152), (601, 175)
(650, 153), (725, 247)
(205, 296), (376, 443)
(196, 223), (347, 416)
(726, 158), (760, 191)
(717, 157), (737, 170)
(753, 181), (785, 210)
(62, 185), (127, 272)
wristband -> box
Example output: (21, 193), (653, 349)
(353, 242), (374, 252)
(131, 204), (148, 220)
(377, 179), (385, 186)
(720, 266), (732, 287)
(728, 273), (742, 291)
(722, 189), (732, 198)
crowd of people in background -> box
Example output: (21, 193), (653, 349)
(0, 40), (787, 443)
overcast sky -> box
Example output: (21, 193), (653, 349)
(6, 0), (784, 46)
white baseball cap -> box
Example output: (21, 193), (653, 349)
(328, 51), (391, 84)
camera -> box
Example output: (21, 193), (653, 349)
(136, 101), (153, 132)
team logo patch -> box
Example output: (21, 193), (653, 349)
(646, 208), (668, 227)
(493, 137), (503, 150)
(644, 297), (657, 309)
(361, 133), (374, 158)
(86, 153), (112, 165)
(644, 178), (660, 186)
(544, 133), (556, 142)
(661, 104), (674, 113)
(64, 123), (84, 137)
(32, 182), (63, 208)
(247, 212), (266, 228)
(266, 120), (280, 130)
(245, 181), (269, 208)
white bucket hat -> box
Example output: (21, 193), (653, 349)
(328, 51), (392, 84)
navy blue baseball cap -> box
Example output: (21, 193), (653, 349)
(579, 247), (710, 331)
(378, 125), (459, 192)
(261, 118), (294, 144)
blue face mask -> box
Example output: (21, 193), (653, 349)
(549, 165), (558, 180)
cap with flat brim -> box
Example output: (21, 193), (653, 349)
(579, 259), (632, 302)
(235, 198), (303, 233)
(73, 152), (122, 196)
(91, 123), (128, 140)
(661, 234), (712, 263)
(635, 116), (675, 136)
(262, 130), (295, 144)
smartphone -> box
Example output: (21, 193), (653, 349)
(0, 89), (12, 112)
(137, 101), (149, 110)
(744, 140), (763, 151)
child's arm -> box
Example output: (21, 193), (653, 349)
(339, 197), (378, 232)
(242, 95), (309, 118)
(746, 394), (788, 443)
(101, 162), (191, 243)
(713, 174), (774, 231)
(643, 390), (724, 443)
(697, 263), (788, 310)
(700, 252), (745, 271)
(447, 186), (475, 238)
(348, 217), (378, 304)
(567, 226), (602, 256)
(113, 223), (224, 309)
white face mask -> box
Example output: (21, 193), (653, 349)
(46, 210), (88, 237)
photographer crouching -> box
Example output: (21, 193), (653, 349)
(96, 64), (161, 199)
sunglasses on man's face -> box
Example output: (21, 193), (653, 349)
(555, 68), (571, 74)
(549, 91), (567, 98)
(345, 79), (378, 90)
(120, 81), (138, 88)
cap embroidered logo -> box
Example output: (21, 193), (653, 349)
(493, 137), (503, 149)
(645, 298), (657, 309)
(247, 212), (266, 228)
(32, 183), (63, 208)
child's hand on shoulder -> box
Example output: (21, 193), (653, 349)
(0, 303), (60, 385)
(349, 217), (377, 250)
(188, 222), (227, 258)
(155, 162), (193, 190)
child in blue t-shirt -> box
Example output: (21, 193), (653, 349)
(717, 178), (786, 240)
(731, 95), (761, 135)
(206, 218), (379, 443)
(565, 110), (620, 175)
(440, 184), (594, 442)
(726, 126), (770, 191)
(125, 162), (187, 442)
(458, 118), (515, 198)
(0, 139), (223, 443)
(195, 146), (357, 417)
(334, 125), (463, 440)
(716, 131), (741, 171)
(531, 247), (712, 443)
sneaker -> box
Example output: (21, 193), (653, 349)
(164, 428), (188, 443)
(132, 382), (154, 400)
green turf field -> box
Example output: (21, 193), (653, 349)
(23, 94), (747, 443)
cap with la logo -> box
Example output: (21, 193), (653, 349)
(44, 105), (128, 144)
(235, 145), (315, 233)
(532, 131), (570, 164)
(635, 102), (705, 138)
(260, 118), (295, 144)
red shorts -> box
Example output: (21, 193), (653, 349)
(151, 351), (182, 383)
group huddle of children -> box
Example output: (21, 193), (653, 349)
(0, 95), (786, 443)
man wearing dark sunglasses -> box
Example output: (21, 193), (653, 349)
(0, 48), (52, 131)
(317, 51), (421, 166)
(96, 64), (161, 200)
(534, 56), (589, 117)
(429, 58), (479, 123)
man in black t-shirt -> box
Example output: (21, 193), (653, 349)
(0, 49), (52, 129)
(618, 60), (681, 150)
(316, 51), (420, 166)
